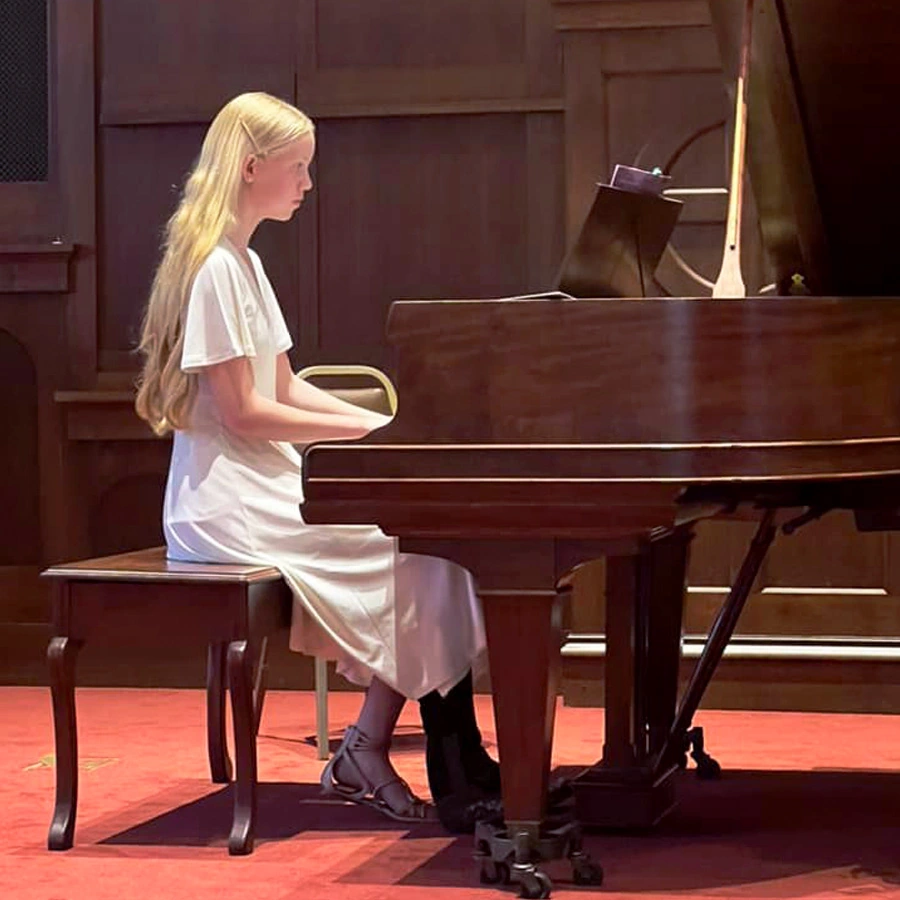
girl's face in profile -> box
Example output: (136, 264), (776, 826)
(243, 131), (315, 222)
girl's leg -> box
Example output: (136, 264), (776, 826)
(325, 677), (432, 818)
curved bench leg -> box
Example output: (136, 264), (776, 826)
(227, 640), (257, 855)
(48, 636), (83, 850)
(207, 642), (232, 783)
(253, 637), (268, 736)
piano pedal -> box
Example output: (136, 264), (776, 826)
(680, 726), (722, 780)
(474, 819), (603, 898)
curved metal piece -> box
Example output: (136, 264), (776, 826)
(662, 119), (726, 175)
(297, 364), (398, 415)
(663, 243), (715, 291)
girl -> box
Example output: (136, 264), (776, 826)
(135, 92), (499, 831)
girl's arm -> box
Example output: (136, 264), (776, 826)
(274, 354), (391, 427)
(205, 355), (376, 443)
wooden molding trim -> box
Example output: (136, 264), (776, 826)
(100, 96), (566, 127)
(550, 0), (711, 31)
(562, 634), (900, 662)
(0, 242), (74, 294)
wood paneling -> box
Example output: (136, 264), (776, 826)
(99, 125), (205, 365)
(552, 0), (900, 713)
(99, 0), (295, 124)
(299, 0), (562, 113)
(2, 0), (894, 711)
(99, 125), (301, 371)
(0, 244), (72, 293)
(316, 0), (525, 68)
(553, 0), (710, 31)
(315, 115), (539, 367)
(57, 0), (97, 386)
(0, 330), (39, 563)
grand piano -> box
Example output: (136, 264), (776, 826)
(302, 0), (900, 893)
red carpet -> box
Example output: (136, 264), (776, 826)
(3, 687), (900, 899)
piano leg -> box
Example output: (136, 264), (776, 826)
(643, 527), (694, 760)
(573, 527), (692, 829)
(480, 587), (562, 838)
(478, 586), (603, 895)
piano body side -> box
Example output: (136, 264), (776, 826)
(302, 296), (900, 542)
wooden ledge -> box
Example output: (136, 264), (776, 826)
(550, 0), (711, 31)
(55, 385), (163, 442)
(563, 634), (900, 662)
(0, 242), (75, 294)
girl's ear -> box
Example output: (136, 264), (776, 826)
(241, 153), (257, 184)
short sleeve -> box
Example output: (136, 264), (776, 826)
(181, 249), (256, 372)
(249, 248), (293, 355)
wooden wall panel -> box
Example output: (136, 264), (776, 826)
(314, 115), (534, 367)
(299, 0), (562, 114)
(316, 0), (525, 68)
(99, 0), (295, 124)
(0, 292), (71, 647)
(99, 125), (204, 369)
(99, 126), (301, 371)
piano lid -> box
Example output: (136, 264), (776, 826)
(709, 0), (900, 296)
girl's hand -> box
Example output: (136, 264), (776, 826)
(362, 410), (393, 432)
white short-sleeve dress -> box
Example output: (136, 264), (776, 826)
(163, 239), (486, 699)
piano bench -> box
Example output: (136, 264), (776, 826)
(41, 546), (329, 855)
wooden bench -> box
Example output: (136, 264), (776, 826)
(42, 546), (320, 855)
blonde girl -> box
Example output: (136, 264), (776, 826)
(136, 92), (499, 831)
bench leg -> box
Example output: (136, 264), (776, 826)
(207, 643), (233, 784)
(48, 636), (83, 850)
(227, 640), (257, 855)
(253, 637), (268, 736)
(314, 657), (329, 760)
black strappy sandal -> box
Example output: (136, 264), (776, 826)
(320, 724), (435, 824)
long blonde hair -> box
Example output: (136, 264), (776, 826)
(135, 92), (314, 435)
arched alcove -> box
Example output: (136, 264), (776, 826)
(0, 329), (40, 564)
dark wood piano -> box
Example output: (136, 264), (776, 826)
(302, 0), (900, 892)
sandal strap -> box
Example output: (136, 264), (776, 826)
(372, 778), (432, 820)
(371, 776), (431, 820)
(344, 723), (390, 753)
(321, 725), (415, 808)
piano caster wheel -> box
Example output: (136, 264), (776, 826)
(474, 818), (598, 898)
(695, 753), (721, 780)
(570, 851), (604, 886)
(684, 726), (722, 780)
(516, 869), (552, 899)
(479, 859), (510, 885)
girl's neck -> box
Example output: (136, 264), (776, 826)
(225, 225), (253, 251)
(226, 208), (260, 251)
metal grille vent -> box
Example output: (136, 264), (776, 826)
(0, 0), (49, 182)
